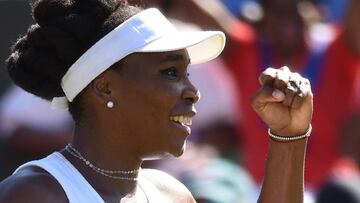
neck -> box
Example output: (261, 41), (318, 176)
(62, 122), (143, 198)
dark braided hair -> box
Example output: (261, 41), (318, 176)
(6, 0), (142, 122)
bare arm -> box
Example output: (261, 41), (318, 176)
(252, 66), (313, 203)
(258, 139), (307, 203)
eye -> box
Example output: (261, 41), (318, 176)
(160, 67), (179, 80)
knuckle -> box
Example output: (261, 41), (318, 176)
(276, 71), (289, 81)
(264, 67), (276, 72)
(292, 72), (302, 80)
(263, 67), (277, 76)
(304, 78), (310, 84)
(280, 66), (290, 72)
(295, 73), (302, 77)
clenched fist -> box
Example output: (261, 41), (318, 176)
(251, 66), (313, 137)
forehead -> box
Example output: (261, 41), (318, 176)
(123, 49), (190, 66)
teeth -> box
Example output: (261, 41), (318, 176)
(170, 115), (192, 126)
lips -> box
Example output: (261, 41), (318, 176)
(169, 115), (193, 135)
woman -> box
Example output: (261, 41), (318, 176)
(0, 0), (313, 202)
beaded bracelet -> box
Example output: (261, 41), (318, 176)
(268, 124), (312, 142)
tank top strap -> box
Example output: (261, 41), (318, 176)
(14, 152), (104, 203)
(137, 172), (167, 202)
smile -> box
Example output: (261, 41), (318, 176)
(169, 115), (193, 135)
(170, 115), (192, 125)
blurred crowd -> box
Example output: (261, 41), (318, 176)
(1, 0), (360, 202)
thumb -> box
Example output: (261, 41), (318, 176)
(251, 86), (285, 110)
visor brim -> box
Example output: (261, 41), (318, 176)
(137, 31), (226, 64)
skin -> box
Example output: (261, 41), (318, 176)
(0, 49), (198, 202)
(254, 66), (313, 203)
(0, 52), (313, 202)
(152, 2), (313, 200)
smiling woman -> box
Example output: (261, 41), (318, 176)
(100, 50), (198, 158)
(0, 0), (313, 203)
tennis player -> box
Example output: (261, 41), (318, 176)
(0, 0), (312, 202)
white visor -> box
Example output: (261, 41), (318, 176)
(51, 8), (226, 109)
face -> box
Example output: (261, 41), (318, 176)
(105, 49), (199, 159)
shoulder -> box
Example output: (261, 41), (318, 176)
(141, 168), (196, 203)
(0, 167), (67, 203)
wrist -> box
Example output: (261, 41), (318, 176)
(268, 124), (312, 143)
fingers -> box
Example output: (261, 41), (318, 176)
(283, 86), (297, 107)
(258, 66), (312, 109)
(256, 86), (285, 104)
(291, 78), (312, 108)
(259, 66), (290, 89)
(274, 69), (291, 92)
(259, 68), (277, 86)
(251, 86), (285, 113)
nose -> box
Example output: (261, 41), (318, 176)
(182, 87), (201, 104)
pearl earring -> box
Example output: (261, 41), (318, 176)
(107, 101), (114, 108)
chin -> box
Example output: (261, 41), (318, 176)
(142, 139), (187, 160)
(170, 141), (187, 158)
(142, 148), (185, 160)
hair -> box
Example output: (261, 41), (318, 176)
(6, 0), (142, 122)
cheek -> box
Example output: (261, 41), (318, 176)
(119, 81), (180, 132)
(142, 85), (178, 119)
(134, 84), (185, 155)
(138, 84), (184, 143)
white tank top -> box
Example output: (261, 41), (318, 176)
(13, 152), (165, 203)
(14, 152), (105, 202)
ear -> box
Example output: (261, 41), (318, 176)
(90, 74), (112, 104)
